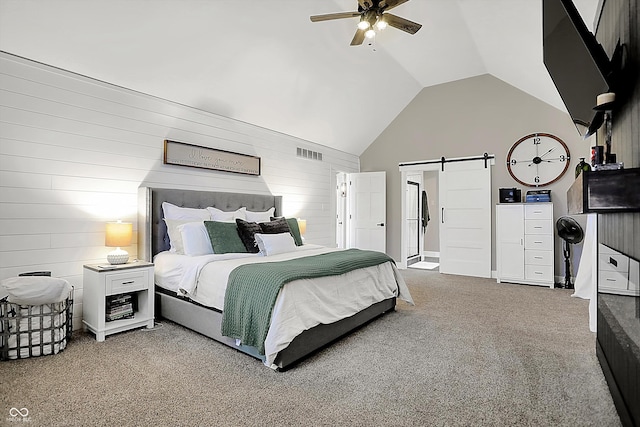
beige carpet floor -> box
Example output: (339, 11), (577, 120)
(0, 269), (621, 426)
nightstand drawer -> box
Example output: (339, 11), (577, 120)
(599, 270), (628, 291)
(106, 270), (150, 295)
(599, 244), (629, 273)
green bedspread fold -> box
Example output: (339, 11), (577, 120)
(221, 249), (395, 354)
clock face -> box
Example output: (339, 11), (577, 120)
(506, 133), (570, 187)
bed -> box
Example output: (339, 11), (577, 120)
(137, 187), (412, 370)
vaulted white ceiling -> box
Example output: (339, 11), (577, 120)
(0, 0), (601, 155)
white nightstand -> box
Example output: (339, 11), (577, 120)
(82, 261), (154, 341)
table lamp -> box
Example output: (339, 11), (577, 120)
(297, 219), (307, 240)
(105, 220), (132, 264)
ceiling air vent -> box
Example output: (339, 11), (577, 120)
(297, 147), (323, 161)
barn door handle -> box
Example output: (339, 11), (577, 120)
(376, 223), (385, 226)
(441, 207), (445, 223)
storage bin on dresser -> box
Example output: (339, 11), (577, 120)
(496, 203), (554, 287)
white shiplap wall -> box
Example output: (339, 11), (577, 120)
(0, 52), (359, 330)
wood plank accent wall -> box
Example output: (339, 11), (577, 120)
(0, 52), (359, 330)
(596, 0), (640, 259)
(595, 1), (639, 425)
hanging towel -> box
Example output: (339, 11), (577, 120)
(421, 190), (430, 230)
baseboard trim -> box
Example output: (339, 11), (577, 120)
(422, 251), (440, 259)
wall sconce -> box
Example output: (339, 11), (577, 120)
(297, 219), (307, 240)
(105, 220), (132, 265)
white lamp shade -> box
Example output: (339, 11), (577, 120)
(297, 219), (307, 236)
(105, 221), (132, 264)
(105, 221), (132, 247)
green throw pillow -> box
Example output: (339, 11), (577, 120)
(204, 221), (247, 254)
(276, 217), (303, 246)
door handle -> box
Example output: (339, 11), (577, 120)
(376, 223), (385, 226)
(441, 207), (445, 223)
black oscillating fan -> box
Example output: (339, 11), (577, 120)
(556, 216), (585, 289)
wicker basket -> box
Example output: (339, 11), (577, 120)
(0, 289), (73, 360)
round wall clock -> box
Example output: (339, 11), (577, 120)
(506, 133), (571, 187)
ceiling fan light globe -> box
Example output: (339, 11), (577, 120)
(357, 20), (370, 30)
(375, 19), (387, 30)
(365, 29), (376, 39)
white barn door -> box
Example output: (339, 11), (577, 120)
(438, 160), (492, 277)
(347, 171), (386, 253)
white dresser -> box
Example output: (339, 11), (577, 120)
(496, 203), (554, 288)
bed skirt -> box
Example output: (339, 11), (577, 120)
(155, 288), (396, 370)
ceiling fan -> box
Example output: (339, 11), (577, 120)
(310, 0), (422, 46)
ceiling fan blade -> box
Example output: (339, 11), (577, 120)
(350, 29), (366, 46)
(383, 13), (422, 34)
(379, 0), (409, 12)
(310, 12), (360, 22)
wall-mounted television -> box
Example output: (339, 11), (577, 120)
(543, 0), (612, 138)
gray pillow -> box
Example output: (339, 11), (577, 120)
(204, 221), (247, 254)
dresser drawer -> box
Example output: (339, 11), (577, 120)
(599, 270), (629, 291)
(106, 270), (150, 295)
(525, 234), (553, 251)
(524, 204), (552, 220)
(525, 220), (552, 235)
(598, 251), (629, 273)
(525, 250), (553, 266)
(525, 264), (553, 282)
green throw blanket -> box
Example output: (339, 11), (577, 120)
(221, 249), (395, 354)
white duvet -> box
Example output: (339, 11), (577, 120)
(154, 244), (413, 368)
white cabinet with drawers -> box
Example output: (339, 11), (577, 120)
(599, 244), (640, 296)
(83, 261), (154, 341)
(496, 203), (555, 288)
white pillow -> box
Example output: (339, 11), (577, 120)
(162, 202), (210, 221)
(164, 219), (192, 253)
(207, 206), (247, 222)
(246, 207), (275, 223)
(178, 221), (214, 256)
(254, 232), (296, 256)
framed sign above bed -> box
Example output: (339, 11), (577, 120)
(163, 140), (261, 176)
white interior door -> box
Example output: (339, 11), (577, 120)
(347, 171), (386, 253)
(335, 172), (347, 249)
(439, 160), (492, 277)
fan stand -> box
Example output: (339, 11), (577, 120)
(560, 240), (574, 289)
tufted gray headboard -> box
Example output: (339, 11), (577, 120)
(137, 187), (282, 261)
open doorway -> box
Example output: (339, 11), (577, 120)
(406, 180), (420, 266)
(399, 154), (494, 277)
